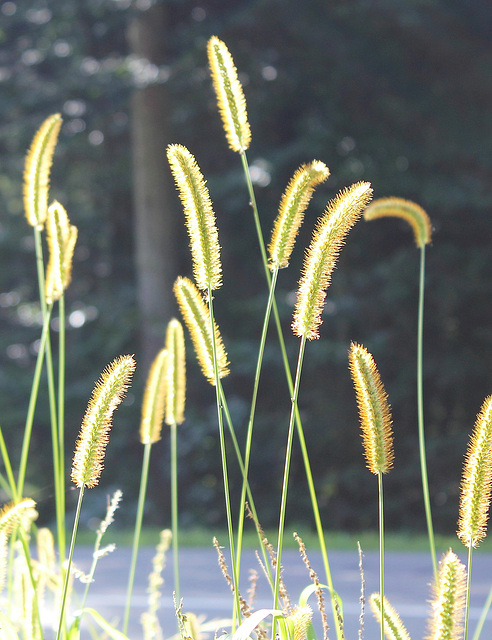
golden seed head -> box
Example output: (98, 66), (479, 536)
(167, 144), (222, 291)
(457, 394), (492, 548)
(45, 200), (78, 304)
(369, 593), (410, 640)
(426, 550), (466, 640)
(292, 181), (372, 339)
(364, 196), (432, 248)
(72, 355), (136, 488)
(268, 161), (330, 270)
(165, 318), (186, 426)
(348, 342), (394, 475)
(287, 606), (313, 640)
(23, 113), (62, 229)
(140, 348), (168, 445)
(0, 499), (38, 592)
(173, 276), (229, 385)
(207, 36), (251, 153)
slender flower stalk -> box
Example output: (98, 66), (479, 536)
(427, 550), (466, 640)
(207, 36), (251, 153)
(167, 144), (222, 291)
(364, 196), (436, 580)
(349, 343), (393, 640)
(165, 319), (186, 606)
(174, 276), (229, 385)
(293, 182), (373, 339)
(369, 593), (410, 640)
(124, 348), (167, 635)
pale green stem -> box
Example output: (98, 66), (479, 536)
(417, 246), (437, 581)
(18, 527), (44, 640)
(170, 421), (180, 605)
(0, 424), (17, 499)
(274, 334), (306, 613)
(472, 579), (492, 640)
(56, 484), (85, 640)
(239, 148), (341, 639)
(378, 472), (385, 640)
(464, 543), (473, 640)
(123, 441), (152, 635)
(57, 293), (67, 562)
(207, 284), (241, 628)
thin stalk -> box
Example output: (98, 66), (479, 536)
(235, 266), (278, 577)
(464, 544), (473, 640)
(18, 528), (44, 640)
(57, 293), (67, 561)
(239, 148), (341, 639)
(170, 421), (180, 604)
(207, 284), (241, 627)
(378, 472), (385, 640)
(123, 441), (152, 635)
(472, 580), (492, 640)
(56, 484), (85, 640)
(0, 424), (17, 499)
(274, 334), (306, 612)
(417, 246), (437, 581)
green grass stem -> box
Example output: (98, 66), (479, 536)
(0, 424), (17, 499)
(57, 293), (67, 562)
(464, 543), (473, 640)
(378, 472), (385, 640)
(170, 421), (180, 605)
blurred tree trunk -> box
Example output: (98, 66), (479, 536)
(127, 4), (177, 373)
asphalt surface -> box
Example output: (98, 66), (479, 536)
(58, 545), (492, 639)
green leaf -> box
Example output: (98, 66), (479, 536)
(82, 608), (132, 640)
(231, 608), (284, 640)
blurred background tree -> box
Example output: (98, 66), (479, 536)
(0, 0), (491, 534)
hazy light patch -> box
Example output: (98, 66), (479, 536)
(337, 136), (356, 155)
(81, 57), (100, 75)
(191, 7), (206, 21)
(21, 49), (44, 65)
(7, 343), (28, 361)
(88, 130), (104, 145)
(1, 2), (17, 16)
(26, 8), (51, 23)
(249, 159), (272, 187)
(54, 40), (72, 57)
(261, 65), (277, 81)
(64, 119), (86, 135)
(64, 100), (86, 117)
(0, 291), (21, 308)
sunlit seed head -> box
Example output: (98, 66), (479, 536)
(369, 593), (410, 640)
(140, 348), (167, 445)
(165, 318), (186, 426)
(364, 197), (432, 248)
(426, 550), (466, 640)
(45, 200), (78, 304)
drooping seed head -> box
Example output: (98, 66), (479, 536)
(457, 394), (492, 548)
(292, 181), (372, 340)
(140, 349), (168, 445)
(268, 161), (330, 270)
(349, 342), (394, 475)
(426, 549), (466, 640)
(364, 197), (432, 248)
(167, 144), (222, 291)
(207, 36), (251, 153)
(165, 318), (186, 426)
(174, 276), (229, 385)
(45, 200), (78, 304)
(23, 113), (62, 229)
(72, 355), (136, 488)
(369, 593), (410, 640)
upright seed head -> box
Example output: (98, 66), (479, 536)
(287, 606), (313, 640)
(0, 499), (38, 592)
(457, 394), (492, 548)
(140, 349), (168, 445)
(292, 181), (372, 339)
(165, 318), (186, 426)
(369, 593), (410, 640)
(174, 276), (229, 385)
(364, 197), (432, 248)
(268, 161), (330, 271)
(167, 144), (222, 291)
(348, 342), (394, 475)
(23, 113), (62, 229)
(207, 36), (251, 153)
(426, 549), (466, 640)
(72, 355), (136, 488)
(45, 200), (78, 304)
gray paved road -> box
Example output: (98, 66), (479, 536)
(64, 546), (492, 639)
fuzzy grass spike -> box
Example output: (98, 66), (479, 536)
(140, 348), (168, 445)
(364, 197), (432, 248)
(427, 550), (466, 640)
(165, 319), (186, 426)
(369, 593), (410, 640)
(45, 201), (78, 304)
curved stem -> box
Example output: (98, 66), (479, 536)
(123, 441), (152, 635)
(417, 246), (437, 581)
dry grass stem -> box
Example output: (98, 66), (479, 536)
(292, 181), (372, 339)
(364, 197), (432, 248)
(207, 36), (251, 153)
(348, 342), (394, 475)
(71, 355), (136, 488)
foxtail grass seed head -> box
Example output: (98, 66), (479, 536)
(45, 200), (78, 304)
(292, 181), (373, 339)
(457, 394), (492, 548)
(174, 276), (229, 385)
(349, 342), (394, 475)
(268, 161), (330, 270)
(427, 550), (466, 640)
(369, 593), (410, 640)
(165, 318), (186, 426)
(364, 197), (432, 248)
(287, 606), (313, 640)
(167, 144), (222, 291)
(23, 113), (62, 229)
(140, 348), (168, 445)
(0, 499), (37, 592)
(207, 36), (251, 153)
(72, 355), (136, 488)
